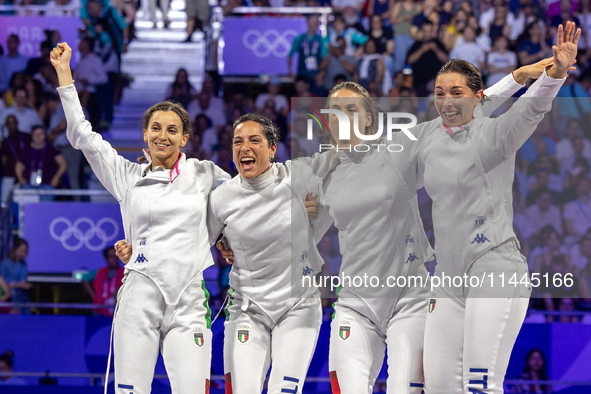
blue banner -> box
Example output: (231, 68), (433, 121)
(223, 17), (307, 75)
(23, 203), (124, 273)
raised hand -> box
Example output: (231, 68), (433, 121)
(50, 42), (74, 87)
(550, 21), (580, 78)
(50, 42), (72, 69)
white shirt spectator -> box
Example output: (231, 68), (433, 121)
(201, 127), (219, 156)
(255, 93), (289, 114)
(331, 0), (364, 10)
(449, 42), (486, 68)
(526, 203), (563, 236)
(187, 95), (227, 129)
(454, 34), (492, 53)
(74, 53), (108, 93)
(487, 50), (518, 86)
(570, 242), (590, 271)
(556, 137), (591, 162)
(479, 8), (517, 36)
(0, 106), (42, 134)
(564, 198), (591, 236)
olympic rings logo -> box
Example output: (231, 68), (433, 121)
(237, 325), (250, 330)
(340, 320), (351, 325)
(49, 217), (119, 251)
(242, 29), (299, 58)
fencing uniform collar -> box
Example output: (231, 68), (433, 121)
(240, 163), (276, 190)
(141, 149), (185, 182)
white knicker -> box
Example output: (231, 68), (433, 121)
(223, 289), (322, 394)
(113, 271), (212, 394)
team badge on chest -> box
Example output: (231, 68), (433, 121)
(237, 325), (249, 343)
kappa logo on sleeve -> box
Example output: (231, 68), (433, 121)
(405, 253), (418, 264)
(237, 325), (249, 343)
(302, 266), (314, 277)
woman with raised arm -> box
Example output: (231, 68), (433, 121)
(50, 42), (230, 394)
(409, 22), (579, 394)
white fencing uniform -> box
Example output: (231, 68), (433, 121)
(58, 83), (230, 394)
(399, 70), (566, 394)
(313, 146), (433, 394)
(313, 73), (527, 394)
(208, 156), (337, 394)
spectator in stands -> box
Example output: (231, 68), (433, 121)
(34, 63), (59, 94)
(570, 233), (591, 273)
(550, 0), (581, 39)
(527, 154), (563, 195)
(85, 0), (127, 56)
(187, 132), (209, 160)
(288, 115), (319, 156)
(184, 0), (209, 42)
(518, 21), (551, 66)
(556, 118), (591, 162)
(289, 14), (327, 96)
(210, 126), (236, 176)
(0, 88), (42, 134)
(555, 297), (582, 323)
(578, 0), (591, 49)
(2, 72), (25, 107)
(317, 37), (357, 93)
(83, 246), (124, 316)
(0, 238), (31, 314)
(390, 0), (419, 72)
(358, 39), (387, 96)
(406, 20), (448, 96)
(531, 225), (570, 273)
(225, 87), (254, 122)
(526, 189), (563, 237)
(441, 9), (468, 50)
(255, 75), (288, 117)
(25, 41), (52, 77)
(555, 71), (591, 139)
(0, 44), (7, 93)
(489, 4), (513, 45)
(564, 178), (591, 243)
(46, 93), (82, 191)
(193, 114), (216, 155)
(449, 26), (486, 70)
(367, 0), (391, 26)
(509, 349), (551, 393)
(15, 125), (67, 198)
(509, 1), (541, 45)
(0, 35), (28, 88)
(562, 155), (591, 201)
(165, 68), (197, 109)
(368, 14), (394, 72)
(519, 119), (557, 164)
(0, 351), (27, 385)
(24, 76), (46, 119)
(487, 35), (517, 86)
(0, 115), (30, 204)
(187, 90), (227, 129)
(73, 37), (108, 127)
(410, 0), (441, 40)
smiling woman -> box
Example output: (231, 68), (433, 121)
(50, 42), (231, 394)
(207, 113), (338, 394)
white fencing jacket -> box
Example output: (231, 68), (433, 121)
(58, 83), (230, 305)
(404, 69), (565, 278)
(207, 154), (338, 323)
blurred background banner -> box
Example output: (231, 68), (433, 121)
(23, 203), (124, 273)
(0, 16), (82, 66)
(223, 16), (306, 75)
